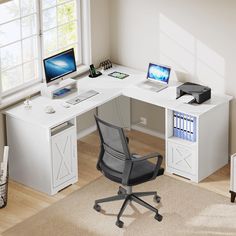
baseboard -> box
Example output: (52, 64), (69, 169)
(77, 125), (97, 140)
(131, 124), (165, 139)
(77, 124), (164, 140)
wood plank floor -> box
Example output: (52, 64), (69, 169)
(0, 130), (230, 234)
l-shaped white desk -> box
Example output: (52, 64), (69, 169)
(5, 65), (232, 195)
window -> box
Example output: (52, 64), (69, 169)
(0, 0), (83, 98)
(0, 0), (39, 95)
(41, 0), (81, 63)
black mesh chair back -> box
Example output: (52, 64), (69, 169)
(95, 115), (131, 176)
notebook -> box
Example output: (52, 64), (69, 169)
(140, 63), (171, 92)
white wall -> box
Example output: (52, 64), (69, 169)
(76, 0), (111, 133)
(90, 0), (110, 67)
(110, 0), (236, 154)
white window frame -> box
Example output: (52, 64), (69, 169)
(0, 0), (91, 107)
(80, 0), (91, 66)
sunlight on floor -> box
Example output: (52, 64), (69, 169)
(187, 204), (236, 230)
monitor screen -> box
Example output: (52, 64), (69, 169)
(43, 48), (76, 85)
(147, 63), (171, 84)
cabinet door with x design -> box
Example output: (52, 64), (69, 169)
(167, 141), (197, 176)
(51, 125), (77, 188)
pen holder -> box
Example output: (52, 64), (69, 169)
(0, 173), (8, 209)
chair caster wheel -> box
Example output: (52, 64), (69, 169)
(154, 195), (161, 203)
(116, 220), (124, 228)
(155, 213), (163, 222)
(93, 204), (101, 212)
(117, 187), (126, 195)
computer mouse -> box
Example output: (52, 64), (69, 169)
(61, 102), (70, 108)
(44, 106), (55, 114)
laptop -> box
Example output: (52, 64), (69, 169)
(140, 63), (171, 92)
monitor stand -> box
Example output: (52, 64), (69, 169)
(41, 78), (77, 99)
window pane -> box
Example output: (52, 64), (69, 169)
(43, 29), (58, 56)
(42, 0), (56, 9)
(0, 20), (21, 47)
(42, 7), (56, 31)
(1, 42), (22, 70)
(22, 37), (38, 62)
(0, 0), (39, 95)
(23, 60), (38, 82)
(1, 66), (23, 92)
(42, 0), (79, 65)
(58, 21), (77, 48)
(21, 0), (36, 16)
(57, 0), (69, 4)
(57, 1), (76, 25)
(59, 44), (78, 62)
(21, 14), (37, 38)
(0, 0), (20, 24)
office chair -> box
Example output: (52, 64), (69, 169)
(93, 115), (164, 228)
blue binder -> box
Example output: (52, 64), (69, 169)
(183, 113), (187, 140)
(180, 113), (184, 139)
(190, 116), (194, 141)
(173, 111), (196, 142)
(177, 112), (181, 138)
(192, 117), (197, 141)
(173, 111), (177, 137)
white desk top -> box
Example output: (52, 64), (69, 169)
(4, 65), (232, 129)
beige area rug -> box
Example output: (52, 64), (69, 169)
(3, 176), (236, 236)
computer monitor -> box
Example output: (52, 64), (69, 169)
(43, 48), (77, 86)
(147, 63), (171, 84)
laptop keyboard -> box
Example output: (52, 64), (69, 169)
(140, 81), (167, 92)
(143, 81), (163, 88)
(66, 90), (99, 105)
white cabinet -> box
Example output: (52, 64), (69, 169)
(165, 103), (229, 183)
(6, 116), (78, 195)
(167, 141), (196, 176)
(51, 125), (77, 188)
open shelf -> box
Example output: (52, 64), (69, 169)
(167, 136), (197, 147)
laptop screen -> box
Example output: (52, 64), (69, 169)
(147, 63), (171, 84)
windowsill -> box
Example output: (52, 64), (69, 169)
(73, 64), (90, 78)
(0, 64), (90, 110)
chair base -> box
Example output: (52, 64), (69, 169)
(94, 186), (162, 228)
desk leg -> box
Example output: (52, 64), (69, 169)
(230, 191), (236, 203)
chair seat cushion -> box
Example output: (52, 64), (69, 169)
(128, 159), (164, 185)
(99, 157), (164, 186)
